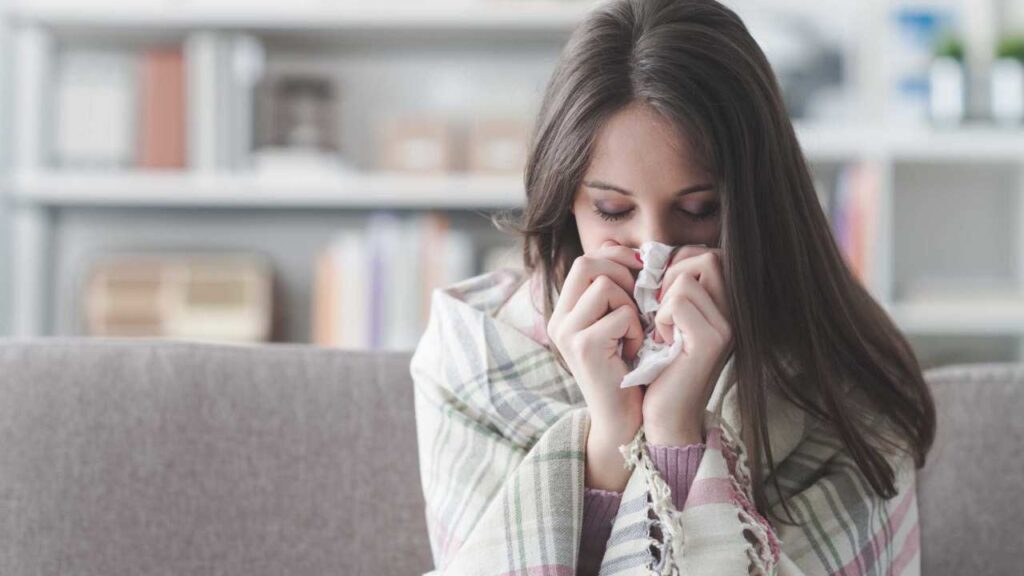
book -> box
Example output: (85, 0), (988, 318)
(832, 162), (878, 285)
(335, 230), (369, 349)
(54, 49), (136, 168)
(139, 46), (187, 168)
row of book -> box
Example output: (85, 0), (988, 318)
(56, 47), (187, 169)
(830, 162), (880, 285)
(312, 212), (519, 350)
(82, 211), (520, 348)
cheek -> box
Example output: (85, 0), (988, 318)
(574, 211), (613, 253)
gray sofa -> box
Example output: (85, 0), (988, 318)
(0, 338), (1020, 575)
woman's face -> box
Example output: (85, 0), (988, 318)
(571, 102), (722, 253)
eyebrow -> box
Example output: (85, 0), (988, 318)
(582, 179), (714, 197)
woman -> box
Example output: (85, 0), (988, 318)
(410, 0), (935, 574)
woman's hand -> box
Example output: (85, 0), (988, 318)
(642, 245), (734, 446)
(547, 239), (645, 490)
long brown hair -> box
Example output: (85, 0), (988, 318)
(493, 0), (935, 525)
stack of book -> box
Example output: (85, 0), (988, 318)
(84, 253), (274, 342)
(312, 211), (519, 350)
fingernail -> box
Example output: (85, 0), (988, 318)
(655, 287), (662, 301)
(634, 252), (643, 264)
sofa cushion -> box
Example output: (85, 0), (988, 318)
(0, 338), (431, 575)
(918, 362), (1024, 576)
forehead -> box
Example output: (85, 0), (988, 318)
(586, 103), (709, 190)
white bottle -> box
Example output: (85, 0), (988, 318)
(991, 57), (1024, 125)
(929, 56), (966, 126)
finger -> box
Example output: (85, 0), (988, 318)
(598, 239), (645, 273)
(648, 243), (710, 346)
(666, 244), (709, 268)
(562, 274), (639, 337)
(654, 272), (717, 346)
(553, 255), (637, 324)
(675, 273), (730, 341)
(653, 272), (687, 345)
(661, 248), (729, 323)
(580, 303), (644, 362)
(655, 293), (715, 351)
(660, 245), (709, 295)
(621, 317), (644, 362)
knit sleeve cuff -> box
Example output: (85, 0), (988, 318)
(645, 442), (705, 510)
(582, 487), (622, 534)
(578, 487), (622, 575)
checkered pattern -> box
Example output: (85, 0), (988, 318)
(410, 268), (920, 575)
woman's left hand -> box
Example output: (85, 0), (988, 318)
(641, 245), (734, 446)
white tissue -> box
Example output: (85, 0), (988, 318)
(618, 241), (699, 389)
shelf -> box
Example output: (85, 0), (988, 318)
(886, 298), (1024, 335)
(10, 1), (592, 33)
(10, 123), (1024, 212)
(8, 171), (527, 209)
(886, 123), (1024, 162)
(793, 121), (1024, 163)
(10, 121), (1024, 210)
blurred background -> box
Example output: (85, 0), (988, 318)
(0, 0), (1021, 369)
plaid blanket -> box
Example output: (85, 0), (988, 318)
(410, 267), (920, 575)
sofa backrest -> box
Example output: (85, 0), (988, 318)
(917, 361), (1024, 576)
(0, 339), (433, 576)
(0, 338), (1020, 576)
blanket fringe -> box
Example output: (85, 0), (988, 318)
(618, 419), (782, 576)
(715, 416), (782, 575)
(619, 426), (685, 575)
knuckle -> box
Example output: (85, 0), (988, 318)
(576, 254), (596, 272)
(546, 318), (559, 341)
(661, 296), (681, 314)
(563, 331), (580, 354)
(571, 330), (594, 351)
(592, 274), (614, 291)
(680, 273), (698, 290)
(709, 251), (725, 270)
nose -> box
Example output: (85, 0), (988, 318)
(635, 215), (678, 249)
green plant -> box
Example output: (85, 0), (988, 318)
(996, 35), (1024, 62)
(934, 32), (964, 61)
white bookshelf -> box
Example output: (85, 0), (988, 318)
(11, 121), (1024, 207)
(3, 0), (1023, 365)
(9, 171), (528, 209)
(9, 1), (592, 33)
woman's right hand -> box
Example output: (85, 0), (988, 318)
(546, 240), (645, 490)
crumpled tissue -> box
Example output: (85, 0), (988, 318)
(618, 241), (704, 389)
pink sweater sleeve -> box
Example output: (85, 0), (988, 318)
(577, 442), (705, 576)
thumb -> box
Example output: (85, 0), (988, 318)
(615, 306), (644, 362)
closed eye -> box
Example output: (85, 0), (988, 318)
(591, 204), (720, 222)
